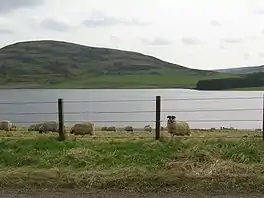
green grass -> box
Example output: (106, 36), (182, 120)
(0, 40), (237, 89)
(0, 129), (264, 193)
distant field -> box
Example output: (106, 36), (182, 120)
(0, 128), (263, 194)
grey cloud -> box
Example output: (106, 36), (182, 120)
(0, 0), (43, 14)
(40, 18), (70, 32)
(141, 37), (172, 46)
(181, 37), (200, 45)
(210, 20), (222, 27)
(259, 52), (264, 57)
(221, 37), (243, 44)
(0, 29), (13, 35)
(83, 11), (149, 28)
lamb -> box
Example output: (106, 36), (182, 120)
(167, 116), (190, 138)
(70, 122), (95, 136)
(0, 120), (16, 131)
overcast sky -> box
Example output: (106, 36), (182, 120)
(0, 0), (264, 70)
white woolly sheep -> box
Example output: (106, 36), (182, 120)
(167, 116), (190, 138)
(38, 121), (59, 133)
(144, 125), (152, 132)
(0, 120), (15, 131)
(70, 122), (95, 136)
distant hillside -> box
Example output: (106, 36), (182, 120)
(0, 40), (234, 89)
(215, 65), (264, 75)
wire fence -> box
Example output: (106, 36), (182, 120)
(0, 95), (263, 139)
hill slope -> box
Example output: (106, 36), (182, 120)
(0, 40), (233, 89)
(215, 65), (264, 75)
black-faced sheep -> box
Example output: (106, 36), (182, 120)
(167, 116), (190, 138)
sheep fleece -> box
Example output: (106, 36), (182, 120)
(167, 121), (190, 136)
(40, 121), (59, 132)
(71, 122), (95, 135)
(0, 120), (13, 131)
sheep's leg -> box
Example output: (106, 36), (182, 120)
(170, 133), (174, 141)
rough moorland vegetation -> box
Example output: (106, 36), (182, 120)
(0, 40), (235, 89)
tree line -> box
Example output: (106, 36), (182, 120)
(196, 72), (264, 90)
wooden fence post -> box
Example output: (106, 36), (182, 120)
(155, 96), (161, 140)
(262, 94), (264, 141)
(58, 98), (66, 141)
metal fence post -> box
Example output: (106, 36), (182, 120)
(58, 98), (66, 141)
(155, 96), (161, 140)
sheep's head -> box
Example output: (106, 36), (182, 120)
(167, 115), (176, 124)
(70, 127), (74, 134)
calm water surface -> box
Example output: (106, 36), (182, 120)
(0, 89), (263, 129)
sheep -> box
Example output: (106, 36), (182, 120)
(124, 126), (133, 132)
(144, 125), (152, 132)
(101, 126), (108, 131)
(0, 120), (15, 131)
(11, 124), (17, 131)
(106, 126), (116, 132)
(167, 116), (190, 138)
(38, 121), (59, 134)
(70, 122), (95, 136)
(28, 123), (43, 131)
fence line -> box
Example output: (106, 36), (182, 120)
(0, 95), (264, 141)
(0, 108), (263, 116)
(0, 95), (262, 105)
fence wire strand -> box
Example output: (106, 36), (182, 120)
(0, 108), (263, 116)
(0, 95), (262, 105)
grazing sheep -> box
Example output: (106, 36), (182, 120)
(167, 116), (190, 138)
(107, 126), (116, 132)
(28, 123), (43, 131)
(0, 120), (14, 131)
(38, 121), (59, 134)
(124, 126), (133, 132)
(11, 124), (17, 131)
(70, 122), (95, 136)
(101, 126), (108, 131)
(144, 125), (152, 132)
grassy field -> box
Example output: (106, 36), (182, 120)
(0, 128), (264, 194)
(0, 40), (237, 89)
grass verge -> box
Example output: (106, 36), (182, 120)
(0, 134), (264, 194)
